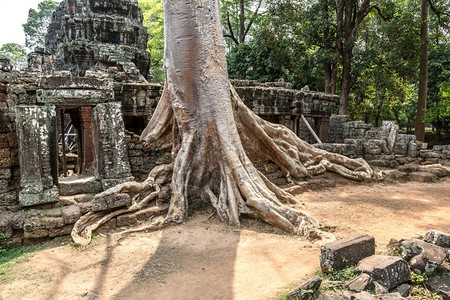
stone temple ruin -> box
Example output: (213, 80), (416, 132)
(0, 0), (449, 246)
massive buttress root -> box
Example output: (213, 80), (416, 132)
(71, 0), (374, 245)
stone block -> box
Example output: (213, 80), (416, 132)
(0, 168), (11, 179)
(347, 273), (374, 292)
(400, 239), (447, 274)
(357, 255), (410, 290)
(0, 191), (18, 206)
(128, 150), (143, 157)
(104, 193), (131, 209)
(116, 214), (137, 227)
(320, 234), (375, 273)
(24, 229), (49, 239)
(318, 292), (342, 300)
(425, 276), (450, 300)
(44, 217), (65, 229)
(408, 172), (437, 183)
(49, 224), (73, 238)
(424, 230), (450, 248)
(286, 276), (322, 300)
(392, 283), (410, 297)
(349, 291), (374, 300)
(380, 292), (407, 300)
(59, 176), (103, 196)
(61, 205), (81, 224)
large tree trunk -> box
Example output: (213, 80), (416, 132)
(415, 0), (429, 142)
(71, 0), (375, 246)
(339, 46), (352, 114)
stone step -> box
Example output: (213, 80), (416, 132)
(58, 175), (103, 196)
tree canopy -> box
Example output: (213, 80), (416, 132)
(0, 43), (27, 70)
(22, 0), (59, 51)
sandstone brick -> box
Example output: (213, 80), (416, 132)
(49, 224), (73, 238)
(320, 234), (375, 273)
(286, 276), (322, 300)
(24, 229), (49, 239)
(97, 218), (117, 232)
(409, 171), (437, 183)
(424, 230), (450, 248)
(44, 217), (65, 229)
(358, 255), (410, 290)
(0, 168), (11, 179)
(61, 205), (81, 224)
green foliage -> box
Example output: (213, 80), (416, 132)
(327, 266), (359, 281)
(426, 43), (450, 136)
(0, 43), (27, 70)
(410, 272), (429, 284)
(138, 0), (165, 82)
(22, 0), (59, 50)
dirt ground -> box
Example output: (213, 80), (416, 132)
(1, 178), (449, 300)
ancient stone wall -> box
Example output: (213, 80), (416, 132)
(0, 59), (38, 208)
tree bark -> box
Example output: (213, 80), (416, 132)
(415, 0), (429, 142)
(71, 0), (376, 246)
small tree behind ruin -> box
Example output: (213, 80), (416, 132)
(72, 0), (374, 246)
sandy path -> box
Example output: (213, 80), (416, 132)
(1, 178), (449, 300)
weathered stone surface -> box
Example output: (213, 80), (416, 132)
(380, 292), (407, 300)
(408, 172), (437, 183)
(103, 193), (131, 210)
(425, 276), (450, 300)
(391, 283), (410, 297)
(116, 214), (137, 227)
(44, 217), (65, 229)
(61, 205), (81, 225)
(320, 234), (375, 273)
(318, 292), (343, 300)
(347, 273), (374, 292)
(49, 224), (73, 238)
(400, 239), (447, 274)
(424, 230), (450, 248)
(58, 176), (103, 196)
(24, 228), (49, 239)
(286, 276), (322, 300)
(349, 291), (374, 300)
(357, 255), (410, 290)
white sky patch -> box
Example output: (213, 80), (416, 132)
(0, 0), (62, 47)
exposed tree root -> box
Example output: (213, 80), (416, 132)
(71, 0), (375, 246)
(71, 84), (373, 246)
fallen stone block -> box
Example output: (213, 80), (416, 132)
(320, 234), (375, 273)
(357, 255), (410, 290)
(347, 273), (374, 292)
(400, 239), (447, 274)
(425, 276), (450, 300)
(424, 230), (450, 248)
(24, 228), (49, 239)
(49, 224), (73, 238)
(391, 283), (410, 297)
(408, 172), (437, 183)
(350, 291), (374, 300)
(286, 276), (322, 300)
(104, 193), (131, 210)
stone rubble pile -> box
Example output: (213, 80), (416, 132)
(286, 230), (450, 300)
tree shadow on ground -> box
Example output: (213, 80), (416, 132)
(110, 215), (240, 300)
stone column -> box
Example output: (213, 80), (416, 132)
(80, 106), (94, 175)
(15, 105), (59, 206)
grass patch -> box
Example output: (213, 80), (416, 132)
(0, 244), (45, 284)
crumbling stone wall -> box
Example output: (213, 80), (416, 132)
(0, 59), (39, 208)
